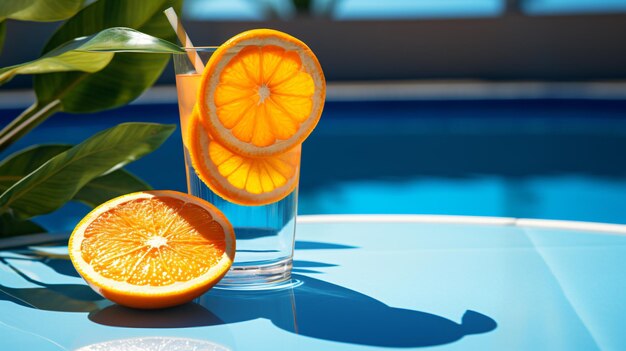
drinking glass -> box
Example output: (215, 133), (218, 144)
(173, 48), (299, 289)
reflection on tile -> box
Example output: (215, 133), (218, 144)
(75, 337), (230, 351)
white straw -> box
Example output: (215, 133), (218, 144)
(163, 7), (205, 74)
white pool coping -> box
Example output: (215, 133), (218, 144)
(2, 215), (626, 250)
(297, 214), (626, 235)
(297, 214), (516, 225)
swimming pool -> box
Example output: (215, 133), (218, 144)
(2, 96), (626, 231)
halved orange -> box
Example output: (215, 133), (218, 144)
(187, 112), (300, 206)
(198, 28), (325, 157)
(68, 190), (235, 309)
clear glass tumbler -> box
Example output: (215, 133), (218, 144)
(173, 48), (299, 289)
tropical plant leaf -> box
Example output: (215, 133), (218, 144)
(0, 144), (72, 194)
(0, 123), (175, 220)
(0, 51), (111, 86)
(0, 27), (182, 85)
(73, 168), (151, 208)
(0, 144), (153, 211)
(0, 0), (84, 22)
(34, 0), (183, 113)
(0, 213), (46, 237)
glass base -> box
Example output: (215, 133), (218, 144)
(215, 258), (296, 290)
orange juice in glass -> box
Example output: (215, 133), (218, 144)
(173, 31), (324, 289)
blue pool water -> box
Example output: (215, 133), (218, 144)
(2, 98), (626, 231)
(183, 0), (626, 21)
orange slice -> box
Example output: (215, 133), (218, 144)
(68, 190), (235, 309)
(187, 112), (300, 206)
(198, 28), (325, 157)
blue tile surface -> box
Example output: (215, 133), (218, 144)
(1, 218), (625, 350)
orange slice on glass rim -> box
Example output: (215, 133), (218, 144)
(68, 190), (235, 309)
(198, 28), (325, 157)
(187, 112), (300, 206)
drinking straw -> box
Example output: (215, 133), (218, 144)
(163, 7), (205, 73)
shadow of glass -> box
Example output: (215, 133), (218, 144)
(199, 285), (299, 331)
(289, 275), (497, 347)
(89, 303), (224, 328)
(199, 274), (497, 348)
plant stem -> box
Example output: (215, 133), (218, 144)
(0, 100), (62, 153)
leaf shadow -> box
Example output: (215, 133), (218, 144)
(295, 241), (358, 250)
(0, 253), (224, 328)
(0, 255), (104, 313)
(43, 256), (81, 278)
(292, 259), (339, 274)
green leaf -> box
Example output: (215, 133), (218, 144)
(34, 0), (183, 113)
(0, 0), (84, 22)
(73, 168), (152, 208)
(0, 27), (182, 85)
(0, 52), (112, 86)
(0, 144), (72, 194)
(0, 123), (175, 220)
(0, 144), (153, 212)
(0, 213), (46, 237)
